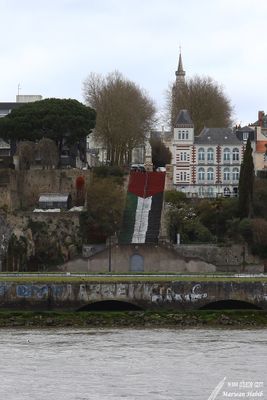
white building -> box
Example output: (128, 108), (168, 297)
(171, 109), (244, 198)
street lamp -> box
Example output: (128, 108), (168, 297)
(108, 235), (112, 273)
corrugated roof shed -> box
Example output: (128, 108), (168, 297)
(39, 193), (70, 203)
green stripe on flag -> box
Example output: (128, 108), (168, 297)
(118, 192), (138, 244)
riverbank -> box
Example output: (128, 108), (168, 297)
(0, 310), (266, 328)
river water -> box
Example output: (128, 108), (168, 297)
(0, 328), (266, 400)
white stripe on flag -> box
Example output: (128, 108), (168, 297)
(132, 196), (152, 243)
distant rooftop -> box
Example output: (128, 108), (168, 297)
(39, 193), (71, 203)
(16, 94), (42, 103)
(0, 102), (26, 118)
(195, 127), (242, 145)
(174, 109), (194, 127)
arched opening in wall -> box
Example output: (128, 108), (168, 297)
(77, 300), (143, 312)
(129, 254), (144, 272)
(199, 300), (262, 310)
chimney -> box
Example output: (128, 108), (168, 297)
(258, 111), (264, 127)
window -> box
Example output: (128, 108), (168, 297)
(198, 187), (205, 197)
(232, 167), (239, 181)
(198, 148), (205, 161)
(198, 167), (205, 181)
(207, 148), (214, 162)
(223, 167), (230, 181)
(182, 131), (185, 139)
(185, 131), (189, 139)
(180, 171), (187, 181)
(207, 167), (214, 181)
(223, 148), (230, 162)
(178, 132), (181, 139)
(180, 152), (187, 161)
(233, 148), (239, 161)
(224, 187), (231, 197)
(207, 187), (214, 198)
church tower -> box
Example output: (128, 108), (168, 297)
(175, 50), (186, 86)
(171, 49), (186, 128)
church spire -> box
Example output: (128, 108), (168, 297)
(175, 48), (185, 85)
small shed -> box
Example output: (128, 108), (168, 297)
(38, 193), (72, 210)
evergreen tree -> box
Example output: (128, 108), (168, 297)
(150, 137), (172, 168)
(238, 138), (254, 218)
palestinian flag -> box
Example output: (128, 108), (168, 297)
(119, 171), (165, 244)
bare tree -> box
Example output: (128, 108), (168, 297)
(167, 75), (233, 134)
(83, 71), (156, 165)
(37, 138), (59, 169)
(15, 141), (35, 170)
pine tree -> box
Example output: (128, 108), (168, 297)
(238, 138), (254, 218)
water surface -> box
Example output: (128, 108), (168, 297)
(0, 328), (266, 399)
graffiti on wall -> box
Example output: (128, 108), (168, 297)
(0, 283), (8, 297)
(151, 284), (208, 304)
(16, 285), (48, 299)
(51, 285), (64, 298)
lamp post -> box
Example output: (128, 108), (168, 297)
(108, 235), (112, 273)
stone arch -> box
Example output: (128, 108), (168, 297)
(199, 299), (262, 310)
(76, 300), (143, 312)
(129, 254), (144, 272)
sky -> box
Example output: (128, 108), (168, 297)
(1, 0), (267, 126)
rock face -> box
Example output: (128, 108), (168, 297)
(0, 214), (12, 270)
(173, 243), (261, 271)
(0, 169), (91, 211)
(3, 212), (81, 271)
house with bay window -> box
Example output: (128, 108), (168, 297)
(171, 110), (243, 198)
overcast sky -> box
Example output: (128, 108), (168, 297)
(1, 0), (267, 126)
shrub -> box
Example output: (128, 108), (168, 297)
(238, 218), (253, 243)
(164, 190), (186, 207)
(182, 219), (215, 243)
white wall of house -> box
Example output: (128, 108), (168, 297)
(168, 112), (244, 198)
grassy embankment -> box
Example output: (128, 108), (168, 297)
(0, 310), (266, 328)
(0, 274), (266, 284)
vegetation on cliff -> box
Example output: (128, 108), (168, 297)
(80, 170), (126, 244)
(165, 175), (267, 258)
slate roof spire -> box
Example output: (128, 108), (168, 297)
(174, 109), (194, 127)
(175, 48), (185, 85)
